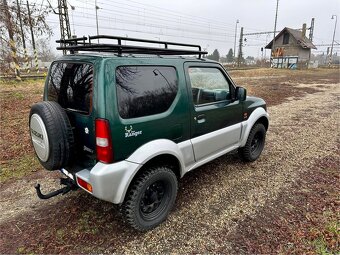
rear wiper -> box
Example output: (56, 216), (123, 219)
(66, 108), (88, 114)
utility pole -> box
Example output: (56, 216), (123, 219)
(70, 4), (76, 36)
(307, 18), (315, 68)
(27, 1), (39, 73)
(95, 0), (100, 42)
(57, 0), (71, 54)
(237, 27), (244, 67)
(239, 30), (275, 65)
(234, 19), (239, 59)
(309, 18), (315, 42)
(47, 0), (71, 54)
(329, 15), (337, 67)
(16, 0), (30, 73)
(271, 0), (279, 66)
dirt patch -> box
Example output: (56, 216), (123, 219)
(230, 68), (339, 107)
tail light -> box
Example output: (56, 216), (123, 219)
(95, 118), (113, 163)
(77, 176), (93, 193)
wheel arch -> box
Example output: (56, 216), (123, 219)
(120, 139), (185, 203)
(139, 154), (181, 179)
(240, 107), (269, 147)
(256, 115), (269, 131)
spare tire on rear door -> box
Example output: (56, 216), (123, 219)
(29, 101), (74, 170)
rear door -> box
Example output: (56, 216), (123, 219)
(184, 62), (243, 161)
(46, 61), (96, 169)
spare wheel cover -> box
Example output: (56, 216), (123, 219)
(30, 113), (50, 162)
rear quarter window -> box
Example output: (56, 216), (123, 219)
(116, 66), (178, 119)
(47, 62), (93, 114)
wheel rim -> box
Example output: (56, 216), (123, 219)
(140, 180), (168, 221)
(30, 114), (50, 162)
(251, 131), (264, 155)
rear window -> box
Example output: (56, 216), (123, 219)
(116, 66), (178, 119)
(47, 62), (93, 114)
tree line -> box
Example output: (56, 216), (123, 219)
(206, 48), (249, 63)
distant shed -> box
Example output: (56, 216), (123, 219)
(265, 24), (316, 69)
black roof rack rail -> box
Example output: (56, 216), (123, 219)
(56, 35), (207, 58)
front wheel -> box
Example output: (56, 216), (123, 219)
(122, 166), (178, 231)
(239, 123), (266, 162)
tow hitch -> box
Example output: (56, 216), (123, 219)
(35, 178), (78, 199)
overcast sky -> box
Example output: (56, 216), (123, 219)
(46, 0), (340, 58)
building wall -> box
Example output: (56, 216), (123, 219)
(298, 48), (310, 61)
(274, 32), (298, 48)
(272, 31), (311, 67)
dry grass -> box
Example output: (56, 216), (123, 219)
(0, 79), (44, 182)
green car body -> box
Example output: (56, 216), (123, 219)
(31, 49), (268, 230)
(43, 54), (267, 166)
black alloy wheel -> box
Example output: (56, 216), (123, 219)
(140, 180), (167, 220)
(250, 131), (265, 155)
(239, 123), (266, 162)
(122, 166), (178, 231)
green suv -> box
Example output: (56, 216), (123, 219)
(29, 35), (269, 231)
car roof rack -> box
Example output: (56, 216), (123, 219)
(56, 35), (207, 58)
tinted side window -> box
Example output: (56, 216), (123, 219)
(188, 67), (230, 105)
(116, 66), (178, 119)
(48, 62), (93, 114)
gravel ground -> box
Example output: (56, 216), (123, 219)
(0, 72), (339, 254)
(112, 82), (339, 254)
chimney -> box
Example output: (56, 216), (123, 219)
(302, 23), (307, 38)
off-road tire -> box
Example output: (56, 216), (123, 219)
(122, 166), (178, 231)
(29, 101), (74, 170)
(239, 123), (266, 162)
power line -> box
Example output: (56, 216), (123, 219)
(46, 20), (235, 43)
(67, 12), (233, 38)
(244, 31), (274, 36)
(103, 0), (236, 28)
(315, 43), (340, 46)
(66, 1), (236, 33)
(30, 0), (295, 57)
(35, 1), (237, 35)
(69, 0), (233, 31)
(115, 0), (277, 34)
(33, 1), (268, 42)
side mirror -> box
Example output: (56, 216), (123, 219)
(235, 86), (247, 101)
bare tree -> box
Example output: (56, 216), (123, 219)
(0, 0), (52, 75)
(36, 38), (56, 62)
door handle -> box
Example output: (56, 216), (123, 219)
(196, 114), (206, 124)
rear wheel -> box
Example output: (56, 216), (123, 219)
(122, 166), (178, 231)
(239, 123), (266, 162)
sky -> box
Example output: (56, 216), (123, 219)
(44, 0), (340, 58)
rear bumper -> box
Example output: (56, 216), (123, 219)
(69, 160), (140, 204)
